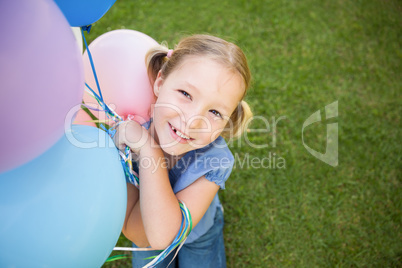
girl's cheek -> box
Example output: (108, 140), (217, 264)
(209, 122), (226, 140)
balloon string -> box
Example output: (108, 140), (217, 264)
(80, 28), (140, 188)
(81, 26), (104, 102)
(141, 201), (193, 268)
(110, 201), (193, 268)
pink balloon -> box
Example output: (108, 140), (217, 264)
(0, 0), (84, 173)
(75, 29), (157, 126)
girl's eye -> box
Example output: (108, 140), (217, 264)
(210, 110), (222, 118)
(179, 90), (191, 100)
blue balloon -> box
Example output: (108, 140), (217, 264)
(54, 0), (117, 27)
(0, 125), (126, 268)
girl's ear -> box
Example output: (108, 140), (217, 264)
(153, 71), (163, 97)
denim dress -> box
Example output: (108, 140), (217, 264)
(129, 132), (234, 268)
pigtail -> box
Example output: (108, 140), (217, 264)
(145, 43), (170, 85)
(223, 100), (253, 140)
(239, 100), (253, 135)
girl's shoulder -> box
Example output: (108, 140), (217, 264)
(193, 136), (234, 164)
(169, 136), (234, 192)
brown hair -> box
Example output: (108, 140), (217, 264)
(146, 34), (252, 139)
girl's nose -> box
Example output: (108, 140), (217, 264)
(185, 109), (211, 132)
(187, 114), (209, 130)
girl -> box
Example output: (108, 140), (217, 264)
(114, 34), (252, 267)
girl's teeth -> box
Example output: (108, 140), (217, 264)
(170, 124), (190, 140)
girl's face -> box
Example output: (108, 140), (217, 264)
(151, 56), (244, 156)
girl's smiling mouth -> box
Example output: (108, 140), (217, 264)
(168, 122), (194, 143)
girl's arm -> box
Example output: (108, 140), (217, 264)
(116, 121), (220, 249)
(136, 137), (182, 249)
(124, 176), (219, 249)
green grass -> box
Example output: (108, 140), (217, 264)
(95, 0), (401, 267)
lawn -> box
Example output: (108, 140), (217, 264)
(92, 0), (402, 267)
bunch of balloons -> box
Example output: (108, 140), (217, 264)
(0, 0), (157, 267)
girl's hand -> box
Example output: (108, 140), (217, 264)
(113, 120), (149, 155)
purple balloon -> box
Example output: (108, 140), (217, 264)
(0, 0), (84, 173)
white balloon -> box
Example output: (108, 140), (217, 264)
(71, 27), (83, 54)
